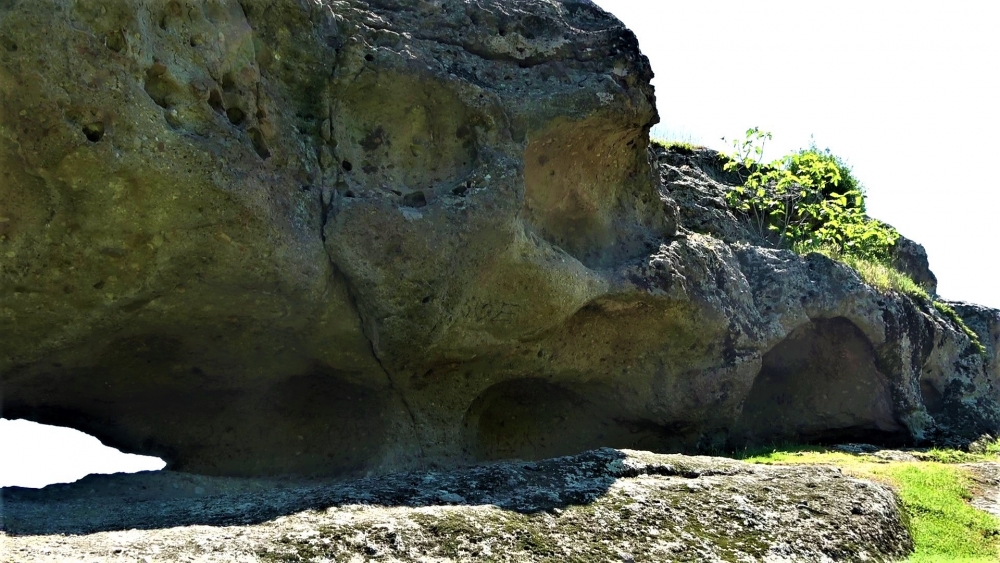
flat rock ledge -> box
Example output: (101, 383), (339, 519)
(1, 449), (911, 562)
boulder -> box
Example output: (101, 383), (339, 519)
(891, 235), (938, 294)
(0, 448), (913, 562)
(1, 0), (999, 477)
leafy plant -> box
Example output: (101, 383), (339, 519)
(722, 128), (898, 261)
(724, 129), (988, 358)
(788, 139), (866, 210)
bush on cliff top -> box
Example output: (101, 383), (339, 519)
(722, 128), (898, 262)
(724, 130), (987, 357)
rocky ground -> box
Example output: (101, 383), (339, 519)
(967, 462), (1000, 519)
(1, 449), (912, 562)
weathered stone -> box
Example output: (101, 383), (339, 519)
(0, 449), (913, 562)
(0, 0), (664, 475)
(891, 235), (938, 294)
(2, 0), (999, 480)
(966, 461), (1000, 519)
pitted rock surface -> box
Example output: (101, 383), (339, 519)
(0, 449), (912, 562)
(967, 462), (1000, 519)
(1, 0), (999, 479)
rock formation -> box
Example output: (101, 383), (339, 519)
(0, 449), (913, 562)
(1, 0), (998, 477)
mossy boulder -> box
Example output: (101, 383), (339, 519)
(1, 448), (913, 562)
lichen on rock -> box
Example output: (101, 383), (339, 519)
(0, 449), (913, 562)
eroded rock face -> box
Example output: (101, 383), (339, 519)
(1, 0), (999, 476)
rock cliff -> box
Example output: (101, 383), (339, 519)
(1, 0), (998, 477)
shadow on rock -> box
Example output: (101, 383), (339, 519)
(1, 448), (914, 563)
(1, 449), (643, 536)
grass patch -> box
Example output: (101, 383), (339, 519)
(793, 242), (929, 300)
(651, 138), (700, 153)
(886, 464), (1000, 562)
(933, 301), (988, 356)
(794, 243), (987, 357)
(838, 253), (930, 300)
(741, 445), (1000, 562)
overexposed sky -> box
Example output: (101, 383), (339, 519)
(0, 419), (164, 488)
(3, 1), (999, 490)
(594, 0), (1000, 309)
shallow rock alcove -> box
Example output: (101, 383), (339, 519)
(736, 317), (904, 444)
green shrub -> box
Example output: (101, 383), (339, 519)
(723, 128), (898, 261)
(788, 141), (866, 210)
(725, 129), (987, 358)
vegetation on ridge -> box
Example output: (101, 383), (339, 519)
(934, 301), (989, 356)
(723, 128), (987, 356)
(794, 242), (930, 300)
(722, 127), (898, 261)
(650, 137), (700, 153)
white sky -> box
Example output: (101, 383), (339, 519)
(3, 0), (999, 489)
(0, 418), (164, 488)
(594, 0), (1000, 309)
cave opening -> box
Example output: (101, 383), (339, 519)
(463, 378), (677, 462)
(0, 418), (165, 489)
(735, 317), (906, 446)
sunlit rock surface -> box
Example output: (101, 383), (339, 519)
(1, 0), (998, 477)
(0, 448), (913, 562)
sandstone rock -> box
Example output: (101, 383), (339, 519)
(0, 449), (913, 562)
(0, 0), (665, 475)
(653, 144), (749, 243)
(657, 144), (1000, 445)
(1, 0), (999, 479)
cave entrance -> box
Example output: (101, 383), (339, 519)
(0, 418), (165, 489)
(735, 317), (903, 445)
(463, 378), (676, 462)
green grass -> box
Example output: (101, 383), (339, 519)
(651, 138), (700, 153)
(741, 446), (1000, 562)
(933, 301), (988, 356)
(793, 244), (987, 356)
(970, 435), (1000, 457)
(887, 464), (1000, 562)
(838, 253), (930, 300)
(792, 243), (930, 300)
